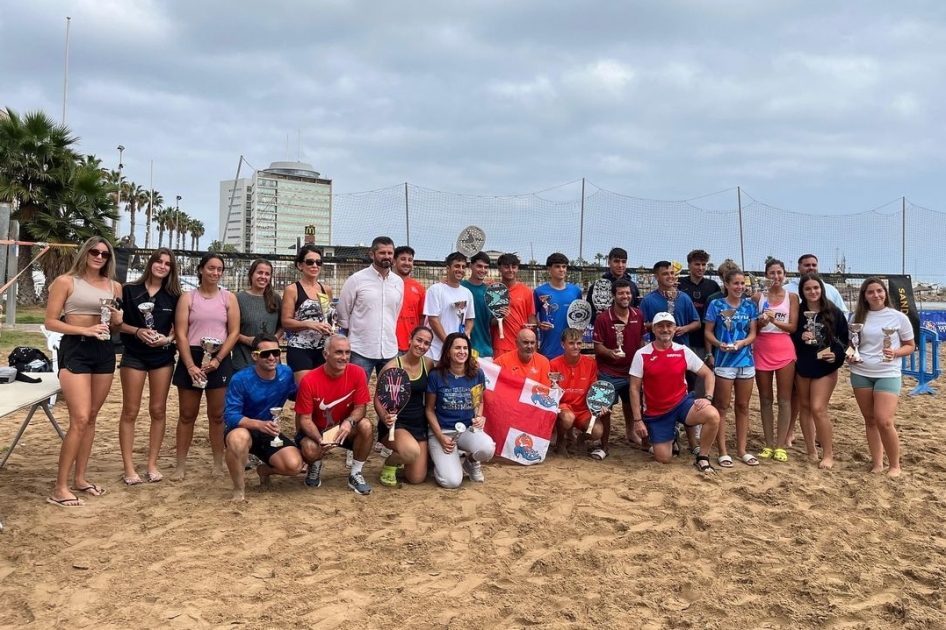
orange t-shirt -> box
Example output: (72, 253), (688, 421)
(491, 282), (536, 357)
(396, 277), (426, 351)
(494, 351), (552, 386)
(549, 354), (598, 419)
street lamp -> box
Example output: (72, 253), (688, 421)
(115, 145), (125, 236)
(175, 195), (182, 250)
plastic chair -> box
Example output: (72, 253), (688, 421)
(39, 325), (63, 406)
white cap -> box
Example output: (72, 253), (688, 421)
(652, 312), (675, 326)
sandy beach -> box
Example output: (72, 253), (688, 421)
(1, 354), (945, 630)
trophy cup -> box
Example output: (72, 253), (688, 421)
(720, 309), (736, 351)
(548, 372), (563, 390)
(452, 422), (467, 443)
(803, 311), (819, 346)
(269, 407), (284, 447)
(139, 302), (158, 342)
(612, 322), (626, 358)
(847, 324), (864, 362)
(881, 326), (900, 362)
(662, 289), (677, 316)
(195, 337), (222, 388)
(453, 301), (467, 334)
(98, 298), (116, 340)
(326, 298), (339, 334)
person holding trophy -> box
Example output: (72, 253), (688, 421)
(549, 328), (604, 457)
(423, 252), (475, 362)
(118, 247), (181, 486)
(848, 277), (915, 478)
(223, 334), (301, 501)
(534, 252), (583, 360)
(704, 268), (759, 467)
(45, 237), (124, 507)
(171, 253), (240, 480)
(790, 273), (848, 469)
(640, 260), (701, 341)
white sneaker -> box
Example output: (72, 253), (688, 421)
(345, 451), (353, 469)
(463, 458), (485, 482)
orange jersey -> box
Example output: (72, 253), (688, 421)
(491, 282), (536, 356)
(396, 277), (426, 351)
(494, 351), (552, 386)
(549, 354), (597, 418)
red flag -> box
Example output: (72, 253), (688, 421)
(479, 358), (559, 465)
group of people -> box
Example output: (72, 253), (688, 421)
(44, 236), (914, 507)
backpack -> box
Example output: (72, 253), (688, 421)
(8, 346), (53, 373)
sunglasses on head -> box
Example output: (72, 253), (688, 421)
(253, 349), (282, 359)
(303, 259), (323, 267)
(89, 248), (111, 259)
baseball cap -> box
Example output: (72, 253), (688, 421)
(652, 312), (675, 326)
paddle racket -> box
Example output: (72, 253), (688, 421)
(585, 379), (616, 435)
(456, 225), (487, 257)
(566, 300), (592, 332)
(377, 367), (412, 441)
(590, 278), (614, 314)
(485, 282), (511, 338)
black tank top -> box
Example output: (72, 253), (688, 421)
(395, 356), (429, 430)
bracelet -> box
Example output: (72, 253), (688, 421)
(703, 395), (713, 402)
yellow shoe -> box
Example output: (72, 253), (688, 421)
(773, 448), (789, 463)
(379, 465), (398, 487)
(759, 447), (774, 459)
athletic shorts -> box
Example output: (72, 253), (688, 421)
(59, 335), (115, 375)
(295, 430), (355, 452)
(120, 349), (175, 371)
(286, 346), (326, 373)
(172, 346), (233, 390)
(561, 408), (593, 432)
(376, 419), (428, 443)
(715, 365), (756, 380)
(850, 373), (902, 395)
(643, 394), (696, 444)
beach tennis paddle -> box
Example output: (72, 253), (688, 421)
(377, 367), (412, 441)
(590, 278), (614, 314)
(320, 424), (341, 447)
(485, 282), (511, 339)
(585, 380), (616, 435)
(456, 225), (486, 257)
(566, 300), (592, 332)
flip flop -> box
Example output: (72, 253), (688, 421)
(741, 453), (760, 466)
(146, 471), (164, 483)
(589, 448), (608, 460)
(123, 475), (142, 486)
(74, 484), (106, 497)
(47, 495), (84, 508)
(717, 455), (734, 468)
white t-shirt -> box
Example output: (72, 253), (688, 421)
(423, 283), (476, 360)
(850, 308), (914, 378)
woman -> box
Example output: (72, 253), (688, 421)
(848, 277), (914, 477)
(233, 259), (282, 371)
(45, 237), (123, 507)
(118, 248), (182, 485)
(170, 253), (240, 480)
(704, 268), (758, 468)
(425, 333), (496, 488)
(790, 273), (848, 469)
(281, 245), (333, 383)
(373, 326), (435, 487)
(753, 259), (798, 462)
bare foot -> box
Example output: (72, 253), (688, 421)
(257, 466), (272, 490)
(818, 457), (834, 470)
(169, 466), (186, 481)
(555, 442), (571, 458)
(231, 489), (246, 502)
(868, 464), (884, 474)
(887, 467), (902, 478)
(211, 464), (224, 477)
(808, 452), (820, 463)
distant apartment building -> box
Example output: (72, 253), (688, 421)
(219, 161), (332, 253)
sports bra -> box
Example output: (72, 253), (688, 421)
(63, 277), (115, 316)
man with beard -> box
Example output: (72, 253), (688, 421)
(337, 236), (404, 380)
(423, 252), (475, 362)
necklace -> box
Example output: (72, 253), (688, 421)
(197, 287), (219, 300)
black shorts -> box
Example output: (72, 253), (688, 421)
(286, 346), (326, 373)
(172, 345), (233, 390)
(295, 430), (355, 451)
(227, 428), (297, 464)
(376, 420), (428, 443)
(59, 335), (115, 375)
(120, 349), (175, 371)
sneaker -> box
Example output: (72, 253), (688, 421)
(304, 461), (323, 488)
(348, 472), (372, 495)
(463, 458), (485, 482)
(379, 465), (398, 488)
(345, 451), (354, 469)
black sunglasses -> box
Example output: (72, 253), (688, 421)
(303, 259), (323, 267)
(253, 349), (282, 359)
(89, 249), (111, 259)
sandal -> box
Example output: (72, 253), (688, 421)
(740, 453), (760, 466)
(759, 447), (775, 459)
(694, 455), (716, 475)
(717, 455), (734, 468)
(122, 475), (142, 486)
(773, 448), (789, 463)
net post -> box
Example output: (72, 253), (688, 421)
(737, 186), (745, 269)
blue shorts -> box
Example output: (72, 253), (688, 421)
(643, 394), (695, 444)
(851, 374), (902, 395)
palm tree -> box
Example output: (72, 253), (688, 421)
(154, 207), (175, 249)
(123, 181), (146, 246)
(144, 190), (163, 249)
(176, 211), (190, 250)
(189, 219), (205, 250)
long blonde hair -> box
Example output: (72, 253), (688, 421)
(66, 236), (116, 280)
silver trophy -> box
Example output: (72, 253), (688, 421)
(326, 298), (339, 335)
(881, 326), (900, 363)
(662, 289), (677, 317)
(548, 372), (563, 390)
(453, 300), (467, 334)
(452, 421), (467, 443)
(269, 407), (284, 447)
(847, 324), (864, 363)
(612, 322), (626, 358)
(98, 298), (116, 340)
(195, 337), (222, 388)
(139, 302), (157, 342)
(803, 311), (819, 346)
(720, 309), (736, 351)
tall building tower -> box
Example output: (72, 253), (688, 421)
(219, 161), (332, 253)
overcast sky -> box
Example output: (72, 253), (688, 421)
(2, 1), (945, 276)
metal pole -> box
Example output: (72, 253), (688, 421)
(146, 159), (154, 249)
(62, 17), (71, 124)
(6, 220), (18, 326)
(578, 177), (585, 263)
(116, 145), (125, 237)
(175, 195), (181, 251)
(737, 186), (745, 270)
(0, 203), (10, 292)
(902, 196), (906, 275)
(404, 182), (410, 247)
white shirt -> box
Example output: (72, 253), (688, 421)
(337, 265), (404, 359)
(850, 308), (914, 378)
(786, 279), (848, 313)
(423, 282), (475, 360)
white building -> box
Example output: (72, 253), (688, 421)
(219, 161), (332, 253)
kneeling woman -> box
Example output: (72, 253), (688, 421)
(425, 333), (495, 488)
(374, 326), (435, 487)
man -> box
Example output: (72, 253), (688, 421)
(786, 254), (849, 313)
(461, 251), (494, 358)
(629, 313), (720, 474)
(592, 279), (646, 452)
(423, 252), (475, 361)
(223, 334), (303, 502)
(491, 253), (537, 357)
(394, 245), (425, 354)
(549, 328), (606, 457)
(676, 249), (721, 395)
(586, 247), (641, 323)
(337, 235), (404, 380)
(640, 261), (701, 341)
(494, 328), (552, 386)
(534, 252), (583, 360)
(294, 335), (374, 495)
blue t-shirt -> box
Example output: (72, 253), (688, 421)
(426, 367), (487, 430)
(705, 298), (758, 368)
(461, 280), (493, 358)
(223, 364), (298, 433)
(640, 290), (701, 328)
(534, 282), (583, 359)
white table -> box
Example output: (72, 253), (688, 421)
(0, 373), (64, 469)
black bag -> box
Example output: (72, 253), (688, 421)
(8, 346), (53, 373)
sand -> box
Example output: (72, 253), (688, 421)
(1, 357), (945, 630)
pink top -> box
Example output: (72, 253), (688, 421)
(186, 289), (230, 346)
(757, 292), (791, 334)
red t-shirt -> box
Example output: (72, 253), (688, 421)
(396, 277), (426, 351)
(629, 342), (704, 416)
(295, 364), (370, 430)
(494, 351), (552, 385)
(592, 306), (645, 378)
(549, 354), (598, 419)
(492, 282), (536, 357)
